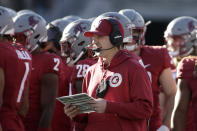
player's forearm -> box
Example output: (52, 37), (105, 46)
(0, 124), (2, 131)
(39, 105), (55, 128)
(39, 73), (59, 128)
(0, 67), (4, 108)
(162, 94), (175, 128)
(18, 100), (29, 118)
(18, 87), (29, 117)
(105, 99), (153, 120)
(0, 99), (2, 108)
(172, 110), (187, 131)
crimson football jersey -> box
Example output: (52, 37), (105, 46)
(51, 58), (73, 131)
(140, 45), (172, 131)
(0, 42), (32, 131)
(23, 51), (63, 131)
(69, 57), (97, 131)
(82, 51), (153, 131)
(70, 57), (97, 94)
(177, 56), (197, 131)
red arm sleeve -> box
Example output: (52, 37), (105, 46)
(162, 48), (172, 69)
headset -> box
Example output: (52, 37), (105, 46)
(105, 18), (123, 47)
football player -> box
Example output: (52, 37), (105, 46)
(164, 16), (197, 131)
(44, 18), (73, 131)
(13, 11), (63, 131)
(119, 9), (177, 131)
(0, 6), (32, 131)
(60, 19), (97, 131)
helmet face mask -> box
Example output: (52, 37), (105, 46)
(60, 34), (77, 58)
(13, 29), (34, 47)
(165, 35), (185, 57)
(60, 19), (92, 64)
(119, 9), (148, 51)
(132, 28), (144, 42)
(60, 41), (72, 58)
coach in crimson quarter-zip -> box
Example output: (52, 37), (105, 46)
(64, 17), (153, 131)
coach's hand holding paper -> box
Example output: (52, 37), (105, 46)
(57, 93), (95, 118)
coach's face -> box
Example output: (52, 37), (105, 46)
(92, 34), (114, 58)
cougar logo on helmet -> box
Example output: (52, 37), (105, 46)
(73, 22), (87, 35)
(188, 21), (195, 32)
(28, 16), (39, 27)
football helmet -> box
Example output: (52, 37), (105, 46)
(45, 18), (71, 50)
(60, 19), (92, 65)
(49, 18), (72, 33)
(88, 17), (96, 22)
(4, 7), (17, 18)
(0, 6), (14, 35)
(164, 16), (197, 58)
(96, 12), (132, 43)
(17, 9), (36, 15)
(119, 9), (149, 51)
(62, 15), (81, 22)
(13, 12), (47, 52)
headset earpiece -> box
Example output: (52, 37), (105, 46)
(105, 18), (123, 47)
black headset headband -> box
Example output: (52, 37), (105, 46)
(104, 17), (123, 47)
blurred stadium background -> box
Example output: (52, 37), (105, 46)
(1, 0), (197, 45)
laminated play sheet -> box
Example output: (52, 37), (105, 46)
(56, 93), (95, 113)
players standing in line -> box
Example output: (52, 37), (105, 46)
(60, 19), (97, 94)
(119, 9), (177, 131)
(60, 19), (97, 131)
(43, 18), (73, 131)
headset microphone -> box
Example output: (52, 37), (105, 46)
(92, 46), (115, 53)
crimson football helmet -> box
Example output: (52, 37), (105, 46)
(164, 16), (197, 58)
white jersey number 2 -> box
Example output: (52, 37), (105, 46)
(53, 58), (60, 71)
